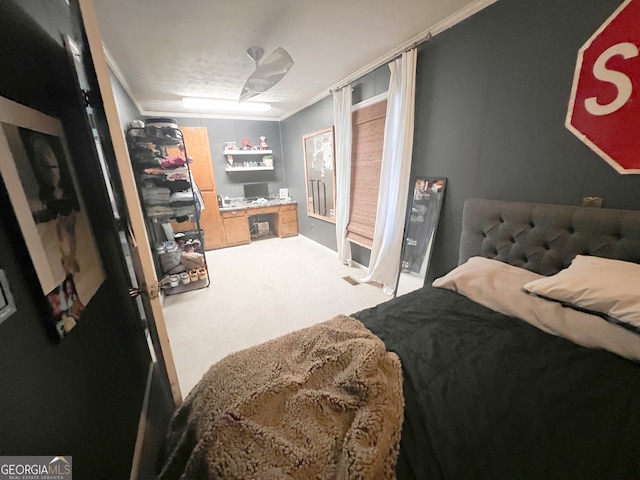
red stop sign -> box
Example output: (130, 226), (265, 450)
(566, 0), (640, 174)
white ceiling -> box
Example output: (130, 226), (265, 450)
(92, 0), (494, 121)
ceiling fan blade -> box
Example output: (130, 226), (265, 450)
(239, 47), (294, 102)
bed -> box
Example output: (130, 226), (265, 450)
(158, 199), (640, 480)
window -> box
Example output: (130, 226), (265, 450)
(346, 99), (387, 248)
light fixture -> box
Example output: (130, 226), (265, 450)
(182, 97), (271, 112)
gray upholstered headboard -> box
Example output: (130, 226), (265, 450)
(459, 199), (640, 276)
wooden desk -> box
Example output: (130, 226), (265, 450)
(220, 202), (298, 247)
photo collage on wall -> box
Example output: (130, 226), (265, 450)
(0, 96), (104, 341)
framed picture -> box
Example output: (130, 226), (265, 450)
(0, 96), (104, 341)
(302, 127), (336, 223)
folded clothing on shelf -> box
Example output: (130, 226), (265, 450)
(170, 190), (195, 206)
(143, 167), (190, 182)
(172, 205), (196, 219)
(161, 155), (194, 169)
(142, 186), (171, 206)
(164, 168), (190, 181)
(139, 174), (191, 192)
(146, 206), (173, 221)
(131, 145), (163, 169)
(166, 179), (191, 192)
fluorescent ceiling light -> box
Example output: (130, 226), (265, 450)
(182, 97), (271, 112)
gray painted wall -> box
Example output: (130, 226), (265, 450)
(110, 69), (142, 129)
(280, 66), (390, 261)
(282, 0), (640, 281)
(281, 97), (336, 249)
(111, 94), (285, 202)
(175, 118), (283, 199)
(114, 0), (640, 287)
(413, 0), (640, 281)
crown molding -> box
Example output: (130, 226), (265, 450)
(102, 44), (145, 115)
(277, 0), (499, 121)
(108, 0), (499, 123)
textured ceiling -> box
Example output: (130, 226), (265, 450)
(92, 0), (488, 121)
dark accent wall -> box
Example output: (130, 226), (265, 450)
(0, 1), (150, 478)
(174, 118), (283, 199)
(281, 97), (336, 249)
(280, 66), (390, 260)
(413, 0), (640, 281)
(281, 0), (640, 281)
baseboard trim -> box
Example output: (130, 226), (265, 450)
(298, 234), (368, 272)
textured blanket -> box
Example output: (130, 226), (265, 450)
(157, 315), (404, 479)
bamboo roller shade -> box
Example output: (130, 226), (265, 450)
(346, 100), (387, 248)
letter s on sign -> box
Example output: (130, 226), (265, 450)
(585, 42), (638, 116)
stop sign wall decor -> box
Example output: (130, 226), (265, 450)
(566, 0), (640, 174)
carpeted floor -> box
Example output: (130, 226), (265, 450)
(162, 235), (390, 396)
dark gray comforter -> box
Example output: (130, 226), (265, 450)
(354, 286), (640, 480)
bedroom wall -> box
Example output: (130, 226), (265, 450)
(282, 0), (640, 282)
(110, 69), (143, 127)
(414, 0), (640, 280)
(280, 66), (390, 264)
(175, 118), (284, 200)
(0, 1), (151, 478)
(114, 99), (286, 202)
(281, 96), (336, 249)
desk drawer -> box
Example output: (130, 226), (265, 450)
(280, 209), (297, 224)
(280, 221), (298, 237)
(221, 210), (247, 218)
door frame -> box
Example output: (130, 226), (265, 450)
(78, 0), (182, 406)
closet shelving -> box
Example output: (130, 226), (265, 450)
(126, 120), (210, 295)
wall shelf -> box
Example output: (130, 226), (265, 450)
(224, 149), (272, 155)
(225, 165), (275, 172)
(224, 149), (274, 171)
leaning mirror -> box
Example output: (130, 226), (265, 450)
(302, 127), (336, 222)
(395, 177), (447, 297)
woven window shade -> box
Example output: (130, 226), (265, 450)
(346, 100), (387, 248)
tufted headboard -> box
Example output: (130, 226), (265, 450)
(458, 199), (640, 276)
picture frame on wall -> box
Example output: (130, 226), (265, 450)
(0, 96), (104, 341)
(302, 126), (336, 223)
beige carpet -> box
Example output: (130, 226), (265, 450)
(162, 235), (390, 396)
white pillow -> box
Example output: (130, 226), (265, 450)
(433, 256), (640, 362)
(523, 255), (640, 334)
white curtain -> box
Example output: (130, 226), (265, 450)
(332, 86), (353, 266)
(361, 48), (417, 294)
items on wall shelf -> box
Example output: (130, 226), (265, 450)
(126, 118), (210, 295)
(224, 136), (274, 171)
(224, 149), (274, 171)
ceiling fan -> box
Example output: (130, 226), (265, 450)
(239, 46), (294, 103)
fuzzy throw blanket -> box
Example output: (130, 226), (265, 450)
(157, 315), (404, 479)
